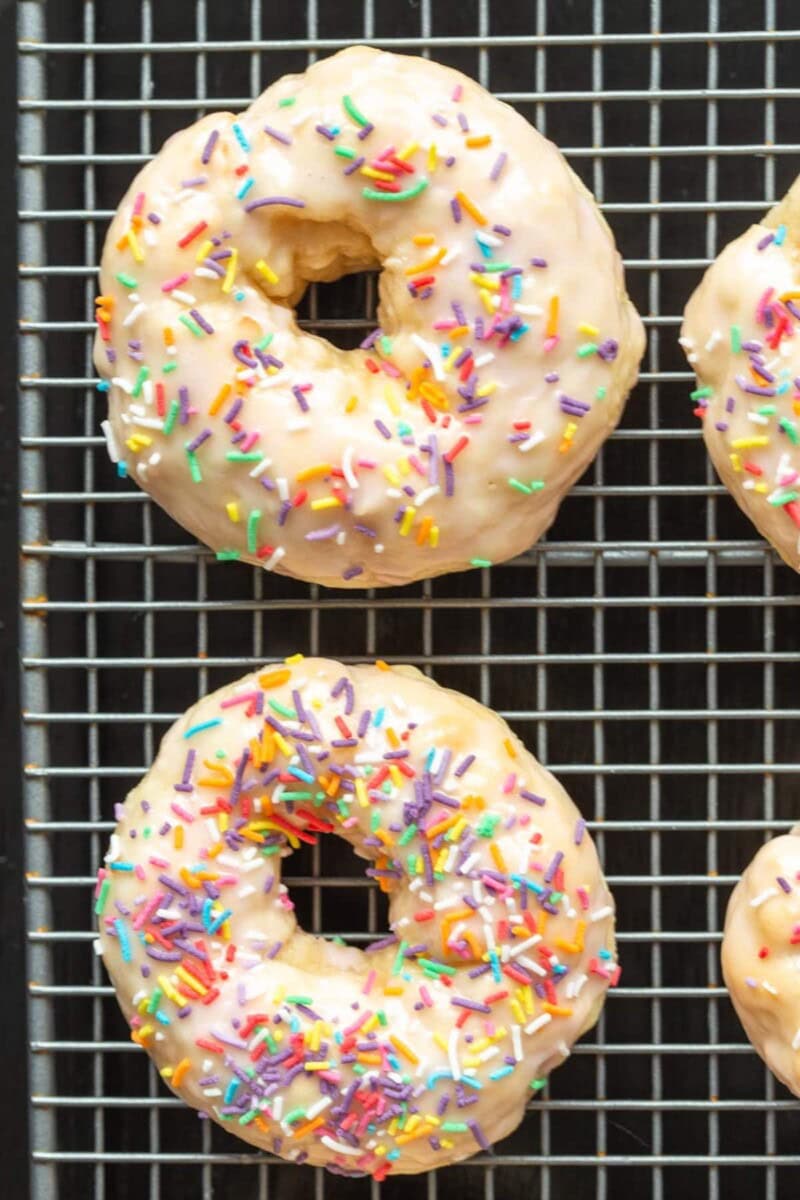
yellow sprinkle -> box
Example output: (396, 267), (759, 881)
(375, 659), (390, 671)
(127, 229), (144, 263)
(162, 325), (175, 347)
(429, 524), (440, 548)
(490, 843), (508, 873)
(479, 288), (496, 314)
(273, 731), (293, 758)
(255, 258), (279, 285)
(383, 384), (401, 415)
(510, 998), (525, 1023)
(362, 1014), (380, 1034)
(729, 453), (742, 473)
(383, 464), (401, 486)
(285, 653), (304, 664)
(386, 726), (400, 748)
(398, 141), (419, 160)
(731, 436), (769, 449)
(361, 165), (397, 182)
(466, 134), (491, 148)
(404, 247), (446, 276)
(303, 1061), (332, 1072)
(383, 984), (404, 996)
(310, 496), (341, 511)
(345, 395), (358, 413)
(175, 966), (207, 996)
(222, 247), (238, 294)
(226, 501), (240, 522)
(754, 482), (768, 494)
(578, 322), (600, 337)
(433, 1033), (448, 1053)
(470, 272), (499, 291)
(389, 765), (404, 789)
(504, 737), (517, 760)
(259, 667), (291, 688)
(476, 382), (497, 398)
(174, 826), (184, 850)
(455, 189), (488, 225)
(296, 463), (332, 483)
(157, 975), (182, 1005)
(413, 233), (435, 246)
(196, 239), (214, 264)
(399, 506), (416, 536)
(355, 778), (369, 808)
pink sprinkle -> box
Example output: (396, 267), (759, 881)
(756, 287), (775, 322)
(162, 273), (190, 293)
(380, 360), (402, 378)
(220, 690), (260, 708)
(344, 1010), (371, 1036)
(419, 985), (433, 1007)
(519, 813), (531, 826)
(148, 855), (170, 868)
(408, 455), (427, 477)
(134, 863), (146, 881)
(464, 415), (483, 425)
(240, 431), (261, 453)
(170, 802), (194, 823)
(543, 334), (560, 353)
(357, 459), (377, 469)
(132, 890), (166, 930)
(342, 815), (359, 828)
(363, 969), (376, 995)
(94, 867), (108, 897)
(433, 319), (459, 330)
(452, 84), (463, 101)
(502, 772), (516, 794)
(319, 1070), (341, 1084)
(577, 886), (590, 910)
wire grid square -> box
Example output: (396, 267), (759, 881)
(17, 0), (800, 1197)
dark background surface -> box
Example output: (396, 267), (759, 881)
(8, 1), (800, 1198)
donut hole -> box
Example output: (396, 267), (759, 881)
(296, 268), (380, 351)
(282, 829), (390, 950)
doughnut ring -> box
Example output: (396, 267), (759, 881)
(96, 657), (619, 1176)
(682, 175), (800, 569)
(94, 46), (644, 588)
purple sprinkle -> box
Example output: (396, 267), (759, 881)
(182, 175), (208, 188)
(245, 196), (306, 212)
(315, 124), (337, 141)
(520, 789), (546, 806)
(457, 112), (469, 132)
(186, 428), (211, 453)
(357, 123), (374, 140)
(531, 256), (548, 268)
(292, 385), (310, 412)
(490, 152), (508, 182)
(200, 129), (219, 164)
(432, 113), (448, 127)
(757, 232), (775, 251)
(777, 876), (792, 894)
(493, 223), (511, 236)
(450, 197), (462, 224)
(374, 419), (392, 440)
(189, 309), (214, 335)
(263, 124), (292, 145)
(454, 754), (475, 778)
(343, 156), (365, 175)
(574, 819), (586, 846)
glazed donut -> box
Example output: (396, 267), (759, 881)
(96, 656), (619, 1176)
(722, 829), (800, 1095)
(94, 46), (644, 588)
(682, 176), (800, 569)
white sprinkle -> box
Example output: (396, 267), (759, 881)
(448, 1027), (461, 1081)
(748, 411), (770, 426)
(123, 302), (146, 328)
(473, 352), (495, 368)
(248, 457), (272, 478)
(704, 330), (722, 352)
(335, 531), (347, 545)
(750, 887), (779, 908)
(202, 1088), (222, 1098)
(763, 981), (779, 996)
(565, 972), (588, 1000)
(195, 267), (220, 280)
(517, 431), (546, 453)
(414, 485), (440, 507)
(514, 303), (543, 316)
(321, 1136), (362, 1157)
(590, 905), (613, 923)
(169, 289), (197, 305)
(517, 955), (547, 977)
(287, 418), (311, 432)
(411, 332), (445, 381)
(374, 543), (384, 554)
(104, 833), (121, 863)
(440, 244), (462, 266)
(509, 934), (542, 958)
(791, 1028), (800, 1051)
(93, 937), (103, 956)
(276, 477), (289, 501)
(525, 1013), (552, 1036)
(511, 1024), (523, 1062)
(272, 1095), (283, 1122)
(263, 546), (286, 572)
(111, 375), (133, 395)
(342, 445), (359, 489)
(101, 419), (120, 463)
(305, 1095), (333, 1121)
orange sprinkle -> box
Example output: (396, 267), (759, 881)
(412, 233), (435, 246)
(404, 247), (446, 276)
(375, 659), (390, 671)
(295, 463), (333, 483)
(455, 190), (488, 226)
(465, 134), (491, 148)
(416, 515), (433, 545)
(503, 737), (517, 760)
(174, 826), (184, 850)
(490, 843), (508, 873)
(208, 382), (231, 416)
(542, 1001), (573, 1017)
(545, 295), (560, 339)
(171, 1057), (192, 1088)
(179, 867), (201, 890)
(259, 668), (291, 689)
(383, 985), (404, 996)
(390, 1035), (420, 1065)
(292, 1115), (326, 1139)
(162, 326), (175, 347)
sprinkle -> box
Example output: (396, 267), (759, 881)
(343, 94), (370, 127)
(245, 196), (306, 212)
(362, 179), (429, 203)
(184, 718), (223, 739)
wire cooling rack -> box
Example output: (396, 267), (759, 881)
(17, 0), (800, 1197)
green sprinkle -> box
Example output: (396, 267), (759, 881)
(94, 878), (111, 915)
(162, 399), (180, 436)
(178, 313), (203, 338)
(758, 404), (777, 416)
(442, 1122), (468, 1133)
(417, 958), (457, 976)
(508, 478), (532, 495)
(146, 987), (163, 1014)
(254, 333), (274, 351)
(470, 558), (492, 569)
(482, 261), (512, 273)
(730, 324), (742, 353)
(238, 1105), (258, 1124)
(162, 362), (178, 375)
(226, 451), (263, 462)
(335, 145), (357, 159)
(595, 386), (607, 401)
(247, 508), (262, 554)
(286, 994), (313, 1005)
(278, 791), (313, 801)
(392, 940), (409, 976)
(690, 386), (713, 401)
(399, 823), (417, 846)
(186, 448), (202, 483)
(379, 335), (393, 354)
(370, 810), (381, 833)
(268, 699), (296, 719)
(377, 1010), (388, 1026)
(779, 418), (800, 445)
(577, 342), (598, 357)
(132, 366), (149, 398)
(769, 490), (798, 507)
(216, 549), (241, 562)
(115, 272), (137, 289)
(278, 97), (296, 108)
(530, 480), (545, 492)
(476, 812), (501, 837)
(284, 1107), (306, 1124)
(362, 178), (429, 203)
(530, 1078), (547, 1091)
(343, 93), (370, 127)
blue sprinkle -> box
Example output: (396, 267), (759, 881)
(232, 122), (251, 153)
(236, 177), (255, 201)
(374, 707), (385, 728)
(775, 223), (787, 246)
(207, 907), (232, 935)
(114, 918), (132, 963)
(184, 717), (223, 739)
(96, 379), (110, 392)
(117, 461), (128, 478)
(224, 1078), (240, 1104)
(287, 766), (315, 784)
(109, 861), (134, 872)
(490, 1065), (515, 1080)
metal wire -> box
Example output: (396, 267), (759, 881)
(17, 1), (800, 1198)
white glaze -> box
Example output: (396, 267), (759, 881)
(94, 46), (644, 587)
